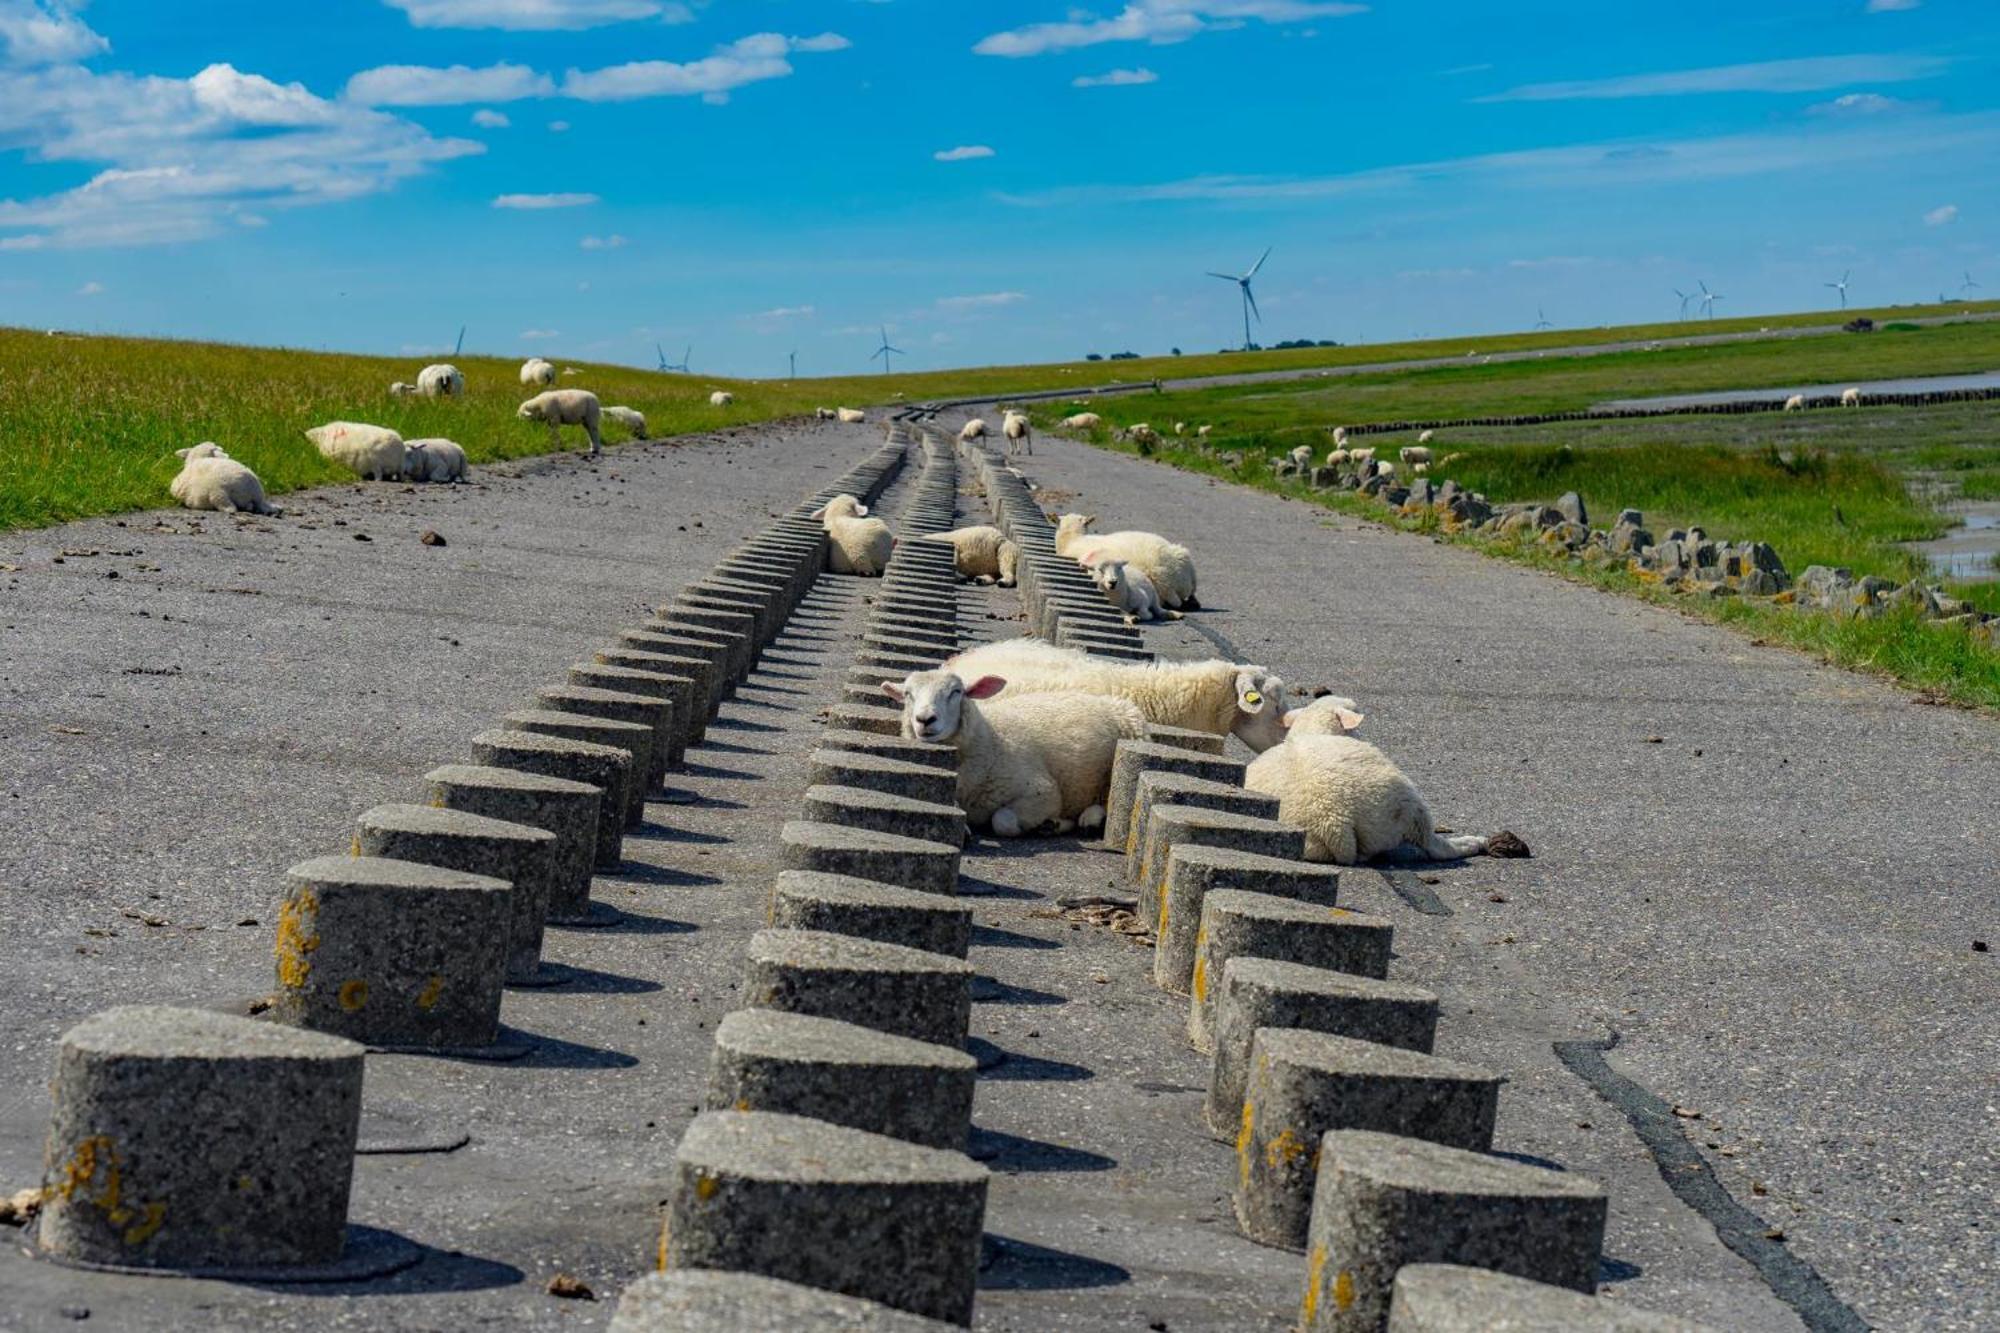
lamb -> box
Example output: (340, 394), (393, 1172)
(941, 638), (1289, 752)
(710, 390), (735, 407)
(1054, 512), (1198, 609)
(884, 670), (1145, 836)
(810, 493), (894, 576)
(169, 443), (282, 516)
(517, 389), (603, 456)
(417, 363), (464, 399)
(602, 405), (647, 439)
(389, 381), (417, 398)
(1245, 695), (1493, 864)
(1060, 412), (1103, 430)
(960, 418), (988, 442)
(1841, 387), (1861, 407)
(918, 525), (1018, 585)
(304, 421), (405, 480)
(401, 438), (468, 484)
(1003, 410), (1033, 457)
(1326, 449), (1351, 467)
(1783, 394), (1806, 412)
(1092, 557), (1181, 625)
(816, 407), (837, 420)
(1417, 429), (1435, 444)
(1348, 446), (1375, 463)
(1399, 445), (1433, 467)
(1288, 445), (1313, 470)
(520, 358), (556, 387)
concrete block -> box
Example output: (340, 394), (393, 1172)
(614, 629), (725, 721)
(354, 803), (556, 985)
(651, 618), (752, 688)
(1103, 741), (1246, 853)
(271, 855), (510, 1049)
(36, 1005), (363, 1273)
(1301, 1131), (1607, 1332)
(1128, 773), (1281, 888)
(1157, 847), (1341, 994)
(569, 662), (690, 771)
(1145, 724), (1226, 754)
(1206, 957), (1440, 1136)
(1388, 1264), (1718, 1332)
(504, 707), (651, 831)
(780, 821), (960, 897)
(855, 649), (943, 676)
(810, 750), (958, 806)
(471, 727), (630, 874)
(818, 729), (956, 771)
(610, 1271), (959, 1331)
(824, 702), (908, 737)
(533, 685), (666, 807)
(1236, 1031), (1502, 1250)
(426, 763), (600, 926)
(744, 929), (972, 1047)
(804, 785), (966, 848)
(770, 871), (972, 958)
(1190, 890), (1395, 1051)
(707, 1009), (976, 1150)
(1134, 805), (1306, 928)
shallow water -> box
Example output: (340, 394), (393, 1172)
(1907, 499), (2000, 583)
(1598, 369), (2000, 411)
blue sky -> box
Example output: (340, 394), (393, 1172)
(1, 1), (1995, 376)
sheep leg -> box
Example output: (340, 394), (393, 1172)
(990, 808), (1024, 838)
(1076, 804), (1106, 832)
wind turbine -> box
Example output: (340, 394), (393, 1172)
(453, 325), (466, 357)
(1962, 271), (1981, 298)
(1673, 287), (1693, 319)
(1697, 280), (1722, 320)
(1207, 247), (1270, 352)
(1533, 306), (1553, 331)
(1824, 270), (1850, 309)
(658, 343), (691, 373)
(788, 350), (797, 380)
(870, 326), (903, 374)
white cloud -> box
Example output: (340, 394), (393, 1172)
(0, 1), (108, 66)
(344, 61), (553, 106)
(1807, 91), (1909, 116)
(936, 291), (1026, 309)
(1865, 0), (1919, 11)
(472, 107), (509, 127)
(1924, 203), (1957, 226)
(579, 232), (626, 248)
(1477, 54), (1949, 102)
(519, 327), (560, 338)
(75, 279), (101, 295)
(562, 32), (848, 102)
(547, 118), (570, 131)
(384, 0), (675, 30)
(493, 191), (598, 208)
(1073, 67), (1159, 88)
(934, 144), (994, 161)
(975, 2), (1365, 59)
(754, 304), (814, 319)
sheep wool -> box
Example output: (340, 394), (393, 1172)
(389, 381), (416, 398)
(1092, 558), (1180, 625)
(417, 363), (464, 399)
(602, 405), (647, 438)
(1399, 445), (1432, 467)
(709, 391), (735, 407)
(169, 444), (282, 516)
(1060, 412), (1102, 430)
(1003, 411), (1033, 457)
(917, 525), (1018, 585)
(1783, 394), (1805, 412)
(811, 493), (894, 576)
(305, 421), (406, 480)
(1842, 387), (1861, 407)
(518, 389), (603, 456)
(520, 358), (557, 387)
(1053, 513), (1198, 610)
(1246, 727), (1488, 865)
(959, 418), (988, 441)
(837, 407), (867, 424)
(401, 438), (468, 484)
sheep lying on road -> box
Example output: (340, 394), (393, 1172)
(1054, 512), (1198, 610)
(943, 638), (1289, 752)
(521, 358), (556, 387)
(1092, 557), (1181, 625)
(710, 390), (735, 407)
(305, 421), (405, 480)
(810, 493), (894, 576)
(837, 407), (867, 424)
(959, 418), (987, 442)
(602, 405), (647, 439)
(1061, 412), (1102, 430)
(417, 364), (464, 399)
(1003, 410), (1033, 457)
(885, 670), (1144, 837)
(402, 438), (468, 483)
(518, 389), (603, 456)
(170, 444), (282, 516)
(1245, 695), (1496, 864)
(918, 525), (1018, 585)
(816, 407), (837, 420)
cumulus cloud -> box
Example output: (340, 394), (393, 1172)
(975, 2), (1364, 58)
(1073, 67), (1159, 88)
(472, 107), (509, 127)
(518, 327), (560, 338)
(345, 61), (553, 106)
(1924, 203), (1957, 226)
(934, 144), (994, 161)
(936, 291), (1026, 309)
(1807, 91), (1909, 115)
(384, 0), (678, 30)
(75, 279), (101, 295)
(1478, 54), (1950, 102)
(0, 1), (107, 66)
(754, 304), (814, 319)
(493, 191), (598, 208)
(579, 232), (626, 247)
(562, 32), (848, 102)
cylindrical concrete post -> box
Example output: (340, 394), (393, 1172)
(770, 870), (973, 959)
(426, 763), (600, 925)
(780, 821), (961, 897)
(1102, 742), (1245, 853)
(503, 708), (651, 829)
(354, 803), (556, 984)
(610, 1271), (959, 1331)
(744, 928), (972, 1047)
(1135, 806), (1306, 928)
(1190, 890), (1395, 1051)
(1157, 847), (1340, 993)
(532, 686), (665, 810)
(568, 662), (688, 772)
(471, 727), (630, 877)
(1387, 1265), (1716, 1332)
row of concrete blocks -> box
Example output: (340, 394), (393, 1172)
(25, 442), (916, 1283)
(957, 433), (1153, 661)
(631, 438), (1002, 1329)
(1099, 732), (1715, 1331)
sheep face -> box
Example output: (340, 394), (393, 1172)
(1091, 559), (1127, 595)
(882, 670), (1005, 743)
(810, 494), (866, 522)
(1283, 694), (1366, 736)
(1231, 668), (1292, 753)
(517, 401), (542, 422)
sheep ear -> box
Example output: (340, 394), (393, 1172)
(1280, 711), (1298, 729)
(807, 506), (826, 520)
(853, 503), (870, 517)
(175, 447), (192, 459)
(965, 675), (1007, 700)
(1337, 707), (1366, 731)
(1235, 671), (1268, 713)
(881, 680), (906, 703)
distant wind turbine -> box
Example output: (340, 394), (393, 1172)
(1673, 287), (1693, 320)
(1207, 247), (1270, 352)
(1533, 306), (1552, 331)
(453, 325), (466, 357)
(871, 326), (903, 374)
(1697, 280), (1722, 320)
(658, 343), (691, 373)
(788, 350), (797, 380)
(1962, 270), (1981, 297)
(1824, 270), (1850, 309)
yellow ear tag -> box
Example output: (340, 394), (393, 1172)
(1244, 691), (1261, 706)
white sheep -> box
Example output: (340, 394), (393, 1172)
(1092, 557), (1181, 625)
(304, 421), (405, 480)
(810, 493), (894, 576)
(1417, 429), (1435, 444)
(957, 418), (987, 442)
(1245, 695), (1492, 864)
(1287, 445), (1313, 470)
(710, 390), (735, 407)
(837, 407), (867, 424)
(602, 405), (647, 439)
(1332, 426), (1349, 446)
(1174, 421), (1187, 436)
(1061, 412), (1103, 430)
(1375, 461), (1397, 480)
(389, 381), (417, 398)
(417, 363), (464, 399)
(1783, 394), (1805, 412)
(884, 670), (1145, 837)
(816, 407), (837, 420)
(1197, 424), (1212, 438)
(520, 358), (556, 387)
(1411, 462), (1429, 477)
(1053, 512), (1198, 609)
(517, 389), (603, 456)
(561, 367), (581, 377)
(1326, 449), (1351, 467)
(1348, 446), (1376, 463)
(401, 437), (468, 484)
(1003, 410), (1033, 457)
(1841, 387), (1861, 407)
(1399, 445), (1433, 467)
(918, 525), (1018, 586)
(942, 638), (1290, 752)
(1126, 423), (1162, 450)
(169, 444), (282, 516)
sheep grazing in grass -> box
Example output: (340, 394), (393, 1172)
(1003, 410), (1033, 458)
(837, 407), (867, 424)
(884, 670), (1145, 837)
(943, 638), (1289, 753)
(1375, 461), (1397, 481)
(401, 438), (468, 484)
(918, 525), (1018, 585)
(1245, 695), (1503, 864)
(417, 364), (464, 399)
(1416, 429), (1435, 445)
(1331, 426), (1349, 446)
(816, 407), (837, 420)
(169, 443), (282, 516)
(1783, 394), (1806, 412)
(602, 405), (647, 439)
(1054, 512), (1198, 610)
(1326, 448), (1351, 467)
(1411, 462), (1429, 477)
(517, 389), (603, 456)
(1399, 445), (1432, 467)
(960, 418), (988, 442)
(810, 493), (894, 576)
(1124, 422), (1162, 453)
(389, 381), (417, 398)
(1092, 557), (1181, 625)
(520, 358), (556, 388)
(1061, 412), (1103, 430)
(709, 390), (735, 407)
(1174, 421), (1187, 436)
(1841, 387), (1861, 407)
(305, 421), (405, 480)
(1288, 445), (1313, 470)
(1348, 446), (1375, 463)
(1197, 424), (1212, 438)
